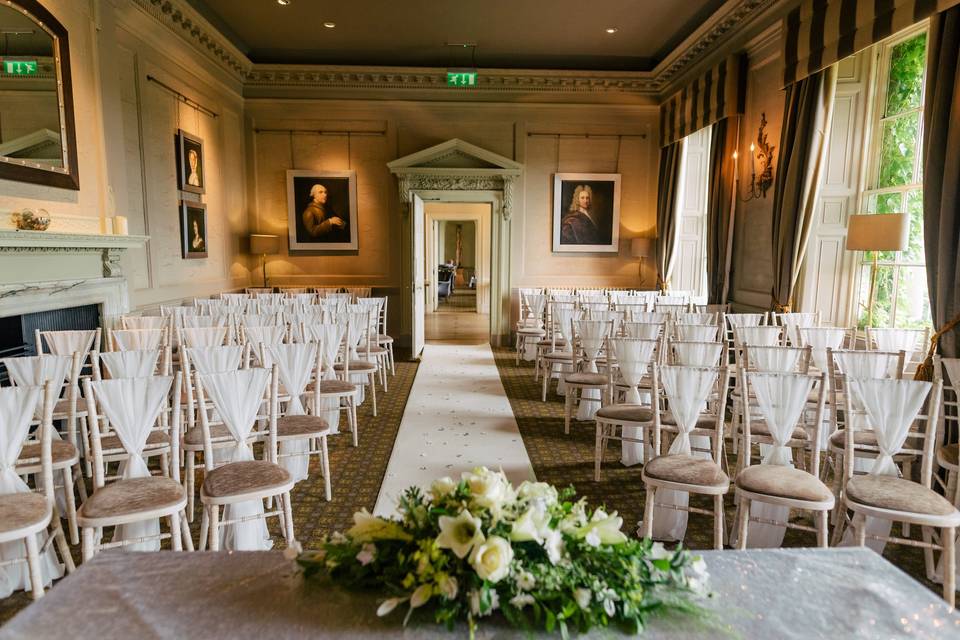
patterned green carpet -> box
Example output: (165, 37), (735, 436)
(489, 346), (942, 598)
(0, 359), (418, 625)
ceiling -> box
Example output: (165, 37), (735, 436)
(186, 0), (728, 71)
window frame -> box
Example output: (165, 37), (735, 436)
(850, 22), (931, 329)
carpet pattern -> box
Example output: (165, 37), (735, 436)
(490, 346), (942, 598)
(0, 359), (418, 625)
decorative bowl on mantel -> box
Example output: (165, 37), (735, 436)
(11, 209), (51, 231)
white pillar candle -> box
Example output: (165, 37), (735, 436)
(112, 216), (129, 235)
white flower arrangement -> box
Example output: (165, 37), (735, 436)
(297, 467), (708, 637)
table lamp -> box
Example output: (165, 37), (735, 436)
(249, 234), (281, 288)
(845, 213), (909, 326)
(631, 237), (653, 287)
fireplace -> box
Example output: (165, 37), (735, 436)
(0, 303), (100, 384)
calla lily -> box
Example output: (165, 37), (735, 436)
(436, 509), (485, 559)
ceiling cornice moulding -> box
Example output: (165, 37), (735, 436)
(130, 0), (251, 77)
(130, 0), (787, 99)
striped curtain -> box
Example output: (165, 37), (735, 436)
(659, 54), (746, 148)
(782, 0), (960, 86)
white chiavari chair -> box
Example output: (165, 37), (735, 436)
(2, 382), (75, 599)
(307, 322), (359, 445)
(267, 342), (332, 497)
(4, 353), (86, 545)
(334, 309), (379, 416)
(193, 298), (220, 315)
(564, 319), (613, 433)
(674, 323), (720, 342)
(516, 292), (547, 365)
(79, 373), (192, 560)
(220, 292), (249, 304)
(641, 364), (730, 547)
(866, 327), (930, 374)
(669, 340), (725, 367)
(935, 358), (960, 507)
(836, 376), (959, 606)
(196, 366), (296, 552)
(355, 298), (391, 389)
(594, 337), (658, 477)
(314, 287), (341, 298)
(798, 326), (850, 373)
(774, 311), (820, 346)
(179, 325), (230, 350)
(734, 371), (832, 549)
(540, 303), (579, 401)
(120, 315), (167, 331)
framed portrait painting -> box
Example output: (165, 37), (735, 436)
(286, 170), (358, 251)
(552, 173), (621, 253)
(179, 200), (208, 259)
(176, 129), (205, 195)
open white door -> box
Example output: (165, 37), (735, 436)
(411, 193), (426, 358)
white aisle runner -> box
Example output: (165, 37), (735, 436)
(374, 343), (535, 516)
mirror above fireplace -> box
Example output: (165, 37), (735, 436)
(0, 0), (79, 190)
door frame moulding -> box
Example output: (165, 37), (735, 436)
(388, 139), (521, 347)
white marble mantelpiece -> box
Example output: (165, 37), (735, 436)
(0, 230), (149, 324)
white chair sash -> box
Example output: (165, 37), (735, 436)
(834, 350), (900, 380)
(99, 350), (160, 379)
(634, 312), (669, 324)
(612, 339), (656, 404)
(742, 372), (815, 548)
(0, 386), (63, 597)
(726, 313), (765, 328)
(523, 294), (547, 327)
(574, 320), (611, 421)
(735, 325), (782, 347)
(181, 326), (228, 348)
(121, 316), (166, 330)
(622, 322), (662, 340)
(2, 355), (71, 393)
(183, 315), (226, 330)
(870, 328), (920, 356)
(186, 346), (243, 375)
(779, 313), (817, 346)
(848, 377), (931, 477)
(651, 366), (717, 541)
(41, 330), (96, 356)
(675, 324), (719, 342)
(268, 343), (318, 482)
(747, 346), (802, 373)
(310, 323), (346, 434)
(112, 329), (163, 352)
(673, 342), (723, 367)
(89, 376), (171, 552)
(200, 368), (273, 550)
(800, 327), (846, 371)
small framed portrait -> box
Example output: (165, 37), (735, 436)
(286, 170), (358, 251)
(179, 200), (208, 259)
(552, 173), (621, 253)
(176, 129), (205, 195)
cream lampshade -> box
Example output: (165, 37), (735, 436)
(631, 237), (654, 286)
(845, 213), (909, 326)
(250, 234), (281, 288)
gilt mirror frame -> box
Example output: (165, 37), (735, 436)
(0, 0), (79, 190)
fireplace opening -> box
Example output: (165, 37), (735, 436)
(0, 303), (101, 384)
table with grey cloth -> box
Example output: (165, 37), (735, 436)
(2, 547), (957, 639)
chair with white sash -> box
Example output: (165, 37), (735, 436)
(594, 337), (658, 477)
(935, 357), (960, 507)
(195, 366), (295, 551)
(193, 298), (220, 315)
(734, 371), (833, 549)
(179, 326), (230, 350)
(516, 292), (547, 365)
(266, 342), (332, 498)
(676, 312), (719, 325)
(307, 322), (359, 445)
(836, 376), (960, 606)
(799, 326), (850, 372)
(674, 323), (719, 342)
(109, 327), (167, 352)
(641, 364), (730, 548)
(334, 310), (379, 416)
(621, 321), (664, 343)
(866, 327), (930, 374)
(1, 382), (74, 599)
(540, 303), (580, 401)
(35, 329), (101, 381)
(4, 353), (86, 545)
(120, 315), (166, 331)
(669, 340), (725, 368)
(354, 300), (391, 391)
(773, 311), (820, 346)
(563, 319), (613, 433)
(220, 293), (249, 304)
(180, 344), (249, 502)
(79, 373), (192, 560)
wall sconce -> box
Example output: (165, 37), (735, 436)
(736, 112), (775, 201)
(631, 237), (653, 288)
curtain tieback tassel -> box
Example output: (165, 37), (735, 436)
(914, 311), (960, 381)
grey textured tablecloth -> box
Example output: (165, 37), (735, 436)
(2, 547), (957, 638)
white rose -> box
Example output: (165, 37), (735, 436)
(574, 588), (592, 610)
(462, 467), (508, 509)
(469, 535), (514, 584)
(430, 476), (458, 500)
(436, 510), (485, 559)
(437, 575), (458, 600)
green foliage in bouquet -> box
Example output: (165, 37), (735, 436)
(297, 467), (709, 638)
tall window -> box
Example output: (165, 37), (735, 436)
(856, 28), (931, 328)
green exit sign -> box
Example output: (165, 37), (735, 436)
(3, 60), (38, 76)
(447, 70), (477, 87)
